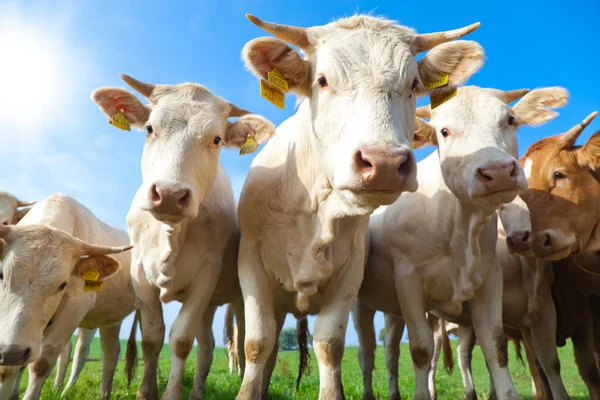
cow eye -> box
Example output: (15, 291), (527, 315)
(213, 137), (222, 145)
(412, 79), (418, 91)
(146, 125), (153, 135)
(317, 76), (328, 88)
(440, 128), (450, 138)
(508, 115), (516, 126)
(554, 171), (567, 181)
(58, 281), (67, 291)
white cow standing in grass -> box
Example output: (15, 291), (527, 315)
(354, 85), (568, 400)
(237, 13), (483, 400)
(0, 193), (135, 400)
(0, 192), (35, 226)
(92, 75), (276, 400)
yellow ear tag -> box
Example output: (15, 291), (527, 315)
(239, 136), (258, 156)
(267, 68), (289, 93)
(411, 142), (416, 150)
(83, 267), (101, 282)
(84, 281), (104, 292)
(423, 74), (449, 91)
(260, 80), (285, 110)
(430, 89), (459, 110)
(109, 110), (131, 131)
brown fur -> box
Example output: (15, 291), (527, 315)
(31, 357), (51, 377)
(440, 321), (454, 374)
(295, 317), (311, 389)
(410, 346), (430, 369)
(494, 328), (509, 368)
(245, 339), (266, 364)
(315, 338), (344, 368)
(125, 309), (140, 386)
(173, 338), (193, 360)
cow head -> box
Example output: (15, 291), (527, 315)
(520, 111), (599, 260)
(242, 14), (483, 209)
(92, 76), (276, 223)
(413, 87), (568, 211)
(0, 224), (131, 366)
(0, 192), (35, 226)
(498, 195), (533, 256)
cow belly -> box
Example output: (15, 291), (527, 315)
(274, 287), (323, 316)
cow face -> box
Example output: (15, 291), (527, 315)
(413, 87), (568, 211)
(243, 15), (483, 209)
(0, 192), (35, 226)
(0, 225), (130, 366)
(498, 195), (533, 256)
(93, 76), (275, 223)
(520, 111), (599, 260)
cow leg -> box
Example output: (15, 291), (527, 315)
(526, 297), (570, 400)
(470, 261), (518, 400)
(190, 306), (217, 400)
(23, 299), (89, 400)
(0, 367), (20, 400)
(53, 337), (72, 390)
(62, 328), (97, 395)
(135, 275), (165, 400)
(396, 275), (433, 400)
(456, 325), (477, 400)
(162, 270), (220, 400)
(385, 313), (405, 400)
(428, 315), (442, 400)
(351, 299), (377, 400)
(520, 329), (552, 400)
(261, 312), (286, 400)
(12, 367), (25, 400)
(572, 317), (600, 399)
(232, 297), (246, 378)
(236, 244), (277, 400)
(98, 324), (121, 399)
(589, 297), (600, 372)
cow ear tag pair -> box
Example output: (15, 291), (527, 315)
(83, 267), (103, 292)
(109, 109), (131, 131)
(240, 135), (258, 156)
(260, 68), (288, 110)
(424, 75), (459, 110)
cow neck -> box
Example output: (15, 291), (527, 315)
(158, 221), (187, 280)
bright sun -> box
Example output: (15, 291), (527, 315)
(0, 11), (71, 133)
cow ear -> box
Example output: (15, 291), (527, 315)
(577, 131), (600, 170)
(75, 255), (121, 282)
(242, 37), (311, 96)
(512, 87), (568, 126)
(417, 41), (484, 96)
(91, 87), (151, 128)
(413, 118), (437, 149)
(224, 115), (276, 148)
(12, 208), (32, 224)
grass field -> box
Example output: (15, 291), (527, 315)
(21, 337), (589, 399)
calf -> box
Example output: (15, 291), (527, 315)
(0, 193), (134, 400)
(238, 13), (483, 400)
(355, 86), (568, 400)
(520, 112), (600, 398)
(92, 75), (275, 400)
(0, 192), (35, 226)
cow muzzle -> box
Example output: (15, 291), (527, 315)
(506, 229), (532, 255)
(145, 181), (194, 221)
(0, 345), (31, 366)
(475, 160), (524, 196)
(352, 147), (416, 192)
(531, 229), (575, 260)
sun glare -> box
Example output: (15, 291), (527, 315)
(0, 11), (71, 133)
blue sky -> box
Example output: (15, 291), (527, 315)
(0, 0), (598, 347)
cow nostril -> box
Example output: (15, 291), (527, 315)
(477, 168), (493, 182)
(543, 233), (552, 249)
(23, 347), (31, 360)
(150, 184), (161, 203)
(178, 191), (190, 207)
(522, 231), (530, 243)
(356, 151), (373, 169)
(397, 155), (410, 176)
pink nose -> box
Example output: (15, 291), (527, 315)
(0, 345), (31, 366)
(476, 160), (519, 193)
(353, 148), (412, 191)
(506, 229), (530, 253)
(149, 183), (191, 216)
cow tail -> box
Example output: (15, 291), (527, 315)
(296, 317), (312, 390)
(125, 309), (140, 386)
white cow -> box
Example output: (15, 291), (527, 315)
(92, 75), (275, 400)
(0, 193), (134, 400)
(0, 192), (35, 226)
(354, 86), (568, 400)
(237, 13), (484, 400)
